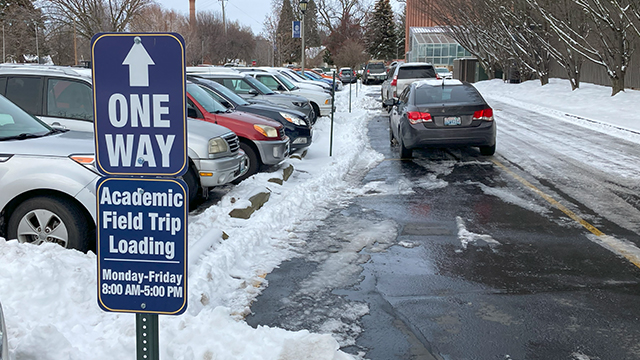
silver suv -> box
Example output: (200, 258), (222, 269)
(0, 94), (98, 251)
(0, 65), (247, 204)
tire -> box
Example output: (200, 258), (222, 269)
(479, 144), (496, 156)
(399, 135), (412, 159)
(310, 102), (321, 121)
(182, 164), (201, 209)
(7, 196), (92, 251)
(233, 142), (261, 184)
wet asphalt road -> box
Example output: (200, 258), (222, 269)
(247, 94), (640, 359)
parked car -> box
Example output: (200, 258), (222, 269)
(188, 76), (312, 152)
(186, 81), (290, 182)
(385, 79), (496, 158)
(0, 65), (247, 203)
(339, 67), (357, 84)
(382, 62), (437, 110)
(271, 67), (334, 93)
(436, 67), (453, 79)
(296, 69), (343, 91)
(245, 71), (334, 118)
(362, 61), (387, 85)
(189, 72), (317, 123)
(0, 300), (7, 360)
(0, 93), (98, 251)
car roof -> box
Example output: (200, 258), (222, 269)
(0, 64), (92, 80)
(398, 62), (434, 68)
(191, 72), (247, 79)
(186, 66), (241, 75)
(414, 79), (464, 88)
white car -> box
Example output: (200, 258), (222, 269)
(245, 71), (334, 117)
(436, 67), (453, 79)
(0, 94), (99, 251)
(0, 65), (247, 204)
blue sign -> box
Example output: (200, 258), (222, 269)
(292, 21), (301, 38)
(97, 177), (188, 314)
(92, 33), (187, 177)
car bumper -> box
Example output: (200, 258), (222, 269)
(401, 121), (496, 149)
(286, 127), (312, 151)
(318, 102), (333, 117)
(255, 138), (290, 165)
(193, 151), (248, 188)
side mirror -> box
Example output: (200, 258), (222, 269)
(248, 89), (259, 95)
(277, 85), (285, 92)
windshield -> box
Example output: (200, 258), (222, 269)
(246, 76), (275, 95)
(0, 95), (52, 140)
(187, 83), (229, 113)
(304, 71), (321, 80)
(200, 80), (250, 106)
(367, 63), (385, 71)
(283, 70), (306, 81)
(436, 68), (450, 74)
(275, 74), (297, 90)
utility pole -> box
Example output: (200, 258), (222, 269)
(299, 0), (308, 76)
(220, 0), (227, 35)
(73, 20), (78, 65)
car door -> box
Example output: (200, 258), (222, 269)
(41, 77), (94, 131)
(391, 86), (411, 139)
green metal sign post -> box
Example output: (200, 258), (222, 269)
(330, 71), (336, 156)
(136, 313), (159, 360)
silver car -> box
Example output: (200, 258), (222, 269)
(0, 94), (98, 251)
(0, 65), (247, 204)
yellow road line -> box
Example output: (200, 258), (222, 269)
(492, 159), (640, 269)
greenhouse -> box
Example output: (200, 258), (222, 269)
(407, 27), (471, 67)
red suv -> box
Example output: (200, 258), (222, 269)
(187, 82), (290, 182)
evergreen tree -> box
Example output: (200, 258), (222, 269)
(276, 0), (298, 65)
(364, 0), (397, 61)
(396, 4), (406, 60)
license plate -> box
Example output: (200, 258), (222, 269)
(444, 117), (461, 126)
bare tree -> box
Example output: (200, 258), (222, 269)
(332, 37), (368, 69)
(44, 0), (151, 40)
(531, 0), (636, 95)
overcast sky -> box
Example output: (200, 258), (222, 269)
(155, 0), (404, 36)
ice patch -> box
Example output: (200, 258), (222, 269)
(398, 241), (419, 248)
(586, 233), (640, 268)
(571, 352), (593, 360)
(456, 217), (501, 250)
(357, 179), (415, 196)
(466, 180), (551, 215)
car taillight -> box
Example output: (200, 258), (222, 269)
(435, 73), (441, 80)
(407, 111), (432, 124)
(390, 75), (397, 87)
(367, 69), (370, 74)
(473, 108), (494, 121)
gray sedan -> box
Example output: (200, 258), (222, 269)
(385, 80), (496, 158)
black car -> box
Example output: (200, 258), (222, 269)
(385, 79), (496, 158)
(189, 76), (313, 152)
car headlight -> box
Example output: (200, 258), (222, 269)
(280, 112), (306, 126)
(292, 101), (307, 108)
(70, 154), (99, 174)
(208, 137), (229, 154)
(254, 124), (279, 138)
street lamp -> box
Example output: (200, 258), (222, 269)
(299, 0), (308, 76)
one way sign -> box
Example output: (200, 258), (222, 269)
(91, 33), (187, 176)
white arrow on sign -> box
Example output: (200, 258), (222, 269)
(123, 37), (155, 87)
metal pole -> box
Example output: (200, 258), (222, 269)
(136, 313), (159, 360)
(2, 24), (5, 63)
(35, 23), (39, 64)
(301, 11), (305, 76)
(330, 71), (335, 156)
(349, 81), (351, 113)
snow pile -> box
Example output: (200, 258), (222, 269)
(0, 87), (383, 360)
(474, 78), (640, 142)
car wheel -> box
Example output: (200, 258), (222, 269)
(182, 164), (201, 209)
(479, 144), (496, 156)
(233, 142), (260, 184)
(399, 135), (412, 159)
(7, 196), (92, 251)
(311, 102), (321, 121)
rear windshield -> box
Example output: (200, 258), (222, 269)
(398, 66), (436, 79)
(367, 63), (385, 70)
(414, 85), (484, 105)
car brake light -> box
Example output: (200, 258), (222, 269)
(473, 108), (494, 121)
(435, 73), (441, 80)
(407, 111), (432, 124)
(367, 69), (370, 74)
(390, 75), (397, 87)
